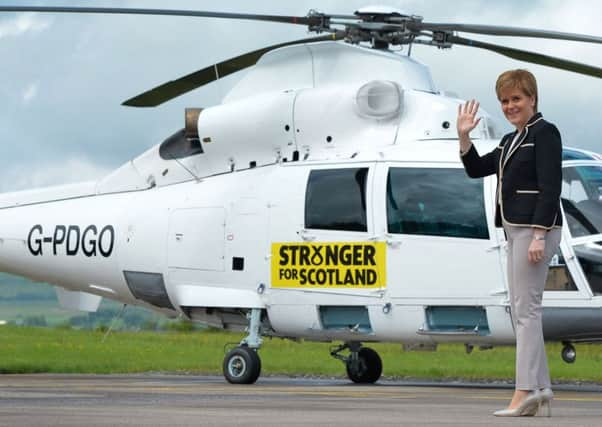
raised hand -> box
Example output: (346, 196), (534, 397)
(457, 100), (481, 138)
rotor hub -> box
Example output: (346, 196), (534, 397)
(307, 8), (427, 49)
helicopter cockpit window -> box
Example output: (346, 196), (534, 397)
(562, 148), (596, 161)
(386, 168), (489, 239)
(305, 168), (368, 232)
(561, 165), (602, 237)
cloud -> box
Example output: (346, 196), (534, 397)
(0, 157), (109, 193)
(0, 0), (600, 194)
(0, 13), (51, 39)
(21, 81), (38, 104)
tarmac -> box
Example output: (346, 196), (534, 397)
(1, 374), (601, 426)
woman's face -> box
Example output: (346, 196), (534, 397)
(498, 87), (536, 131)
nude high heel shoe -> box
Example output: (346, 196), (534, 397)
(493, 392), (540, 417)
(538, 388), (553, 417)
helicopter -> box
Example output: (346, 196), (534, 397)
(0, 5), (601, 385)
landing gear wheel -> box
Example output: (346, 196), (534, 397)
(223, 346), (262, 384)
(346, 347), (382, 384)
(561, 343), (576, 364)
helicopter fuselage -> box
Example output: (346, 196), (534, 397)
(1, 140), (602, 348)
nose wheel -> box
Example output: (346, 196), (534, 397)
(223, 346), (262, 384)
(222, 308), (264, 384)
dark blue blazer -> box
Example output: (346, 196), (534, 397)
(461, 112), (563, 230)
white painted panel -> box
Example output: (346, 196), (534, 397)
(168, 208), (225, 271)
(368, 304), (433, 343)
(96, 160), (147, 194)
(196, 91), (297, 176)
(267, 304), (322, 337)
(293, 84), (400, 157)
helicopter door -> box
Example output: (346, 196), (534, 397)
(381, 165), (505, 300)
(545, 162), (602, 298)
(533, 163), (602, 341)
(267, 164), (379, 336)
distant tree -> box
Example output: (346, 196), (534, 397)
(142, 319), (159, 331)
(23, 315), (47, 327)
(56, 321), (72, 330)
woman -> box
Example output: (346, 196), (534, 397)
(457, 69), (562, 417)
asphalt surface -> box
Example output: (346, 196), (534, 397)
(1, 375), (602, 426)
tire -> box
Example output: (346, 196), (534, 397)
(561, 344), (576, 364)
(223, 346), (262, 384)
(346, 347), (382, 384)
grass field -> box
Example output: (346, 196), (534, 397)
(1, 325), (602, 382)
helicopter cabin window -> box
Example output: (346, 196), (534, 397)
(305, 168), (368, 232)
(387, 167), (489, 239)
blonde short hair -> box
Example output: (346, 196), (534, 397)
(495, 69), (538, 111)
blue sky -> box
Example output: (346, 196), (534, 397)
(0, 0), (600, 192)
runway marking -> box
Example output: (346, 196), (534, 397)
(0, 391), (102, 399)
(291, 391), (419, 399)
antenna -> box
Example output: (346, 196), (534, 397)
(102, 303), (127, 343)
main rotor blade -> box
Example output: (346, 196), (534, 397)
(416, 22), (602, 44)
(122, 33), (345, 107)
(449, 35), (602, 78)
(0, 6), (319, 26)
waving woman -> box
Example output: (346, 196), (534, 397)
(457, 69), (562, 417)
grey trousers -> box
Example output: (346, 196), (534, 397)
(504, 224), (562, 390)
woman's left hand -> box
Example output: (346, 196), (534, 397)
(528, 239), (546, 264)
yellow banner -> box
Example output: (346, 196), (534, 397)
(271, 242), (386, 289)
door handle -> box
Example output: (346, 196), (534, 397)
(487, 242), (506, 252)
(297, 229), (316, 242)
(385, 234), (401, 248)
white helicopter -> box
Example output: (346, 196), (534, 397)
(0, 5), (601, 385)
